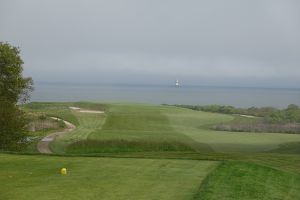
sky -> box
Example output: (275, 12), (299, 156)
(1, 0), (300, 88)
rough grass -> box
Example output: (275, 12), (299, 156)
(27, 115), (63, 132)
(66, 139), (196, 153)
(269, 142), (300, 154)
(0, 153), (218, 200)
(194, 161), (300, 200)
(22, 102), (79, 126)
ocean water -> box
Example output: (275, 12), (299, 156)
(30, 84), (300, 108)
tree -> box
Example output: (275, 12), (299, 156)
(0, 42), (33, 150)
(286, 104), (300, 123)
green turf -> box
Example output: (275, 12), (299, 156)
(24, 102), (300, 154)
(269, 142), (300, 154)
(2, 153), (300, 200)
(163, 107), (300, 153)
(62, 104), (206, 153)
(176, 129), (300, 153)
(240, 153), (300, 175)
(5, 102), (300, 199)
(66, 139), (196, 153)
(0, 154), (218, 200)
(194, 161), (300, 200)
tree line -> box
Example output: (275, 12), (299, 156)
(174, 104), (300, 134)
(174, 104), (300, 123)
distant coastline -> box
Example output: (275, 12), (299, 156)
(34, 81), (300, 91)
(30, 83), (300, 109)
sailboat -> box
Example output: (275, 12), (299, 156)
(175, 80), (180, 87)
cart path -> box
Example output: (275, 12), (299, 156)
(37, 117), (76, 154)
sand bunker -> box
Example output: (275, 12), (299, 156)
(78, 110), (104, 114)
(69, 107), (81, 110)
(69, 107), (104, 114)
(239, 114), (256, 118)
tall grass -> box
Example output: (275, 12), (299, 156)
(66, 139), (195, 153)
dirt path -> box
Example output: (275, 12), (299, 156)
(37, 117), (76, 154)
(37, 107), (104, 154)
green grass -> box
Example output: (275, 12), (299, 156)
(24, 102), (300, 154)
(2, 153), (300, 199)
(0, 153), (218, 200)
(194, 161), (300, 200)
(66, 139), (195, 153)
(176, 129), (300, 153)
(269, 142), (300, 154)
(5, 102), (300, 199)
(240, 153), (300, 175)
(163, 107), (300, 153)
(60, 104), (206, 153)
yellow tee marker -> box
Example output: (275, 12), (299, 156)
(60, 168), (67, 175)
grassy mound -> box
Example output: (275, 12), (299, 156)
(270, 142), (300, 154)
(194, 161), (300, 200)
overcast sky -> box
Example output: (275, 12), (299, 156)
(1, 0), (300, 87)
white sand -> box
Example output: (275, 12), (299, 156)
(239, 114), (256, 118)
(69, 107), (81, 110)
(79, 110), (104, 114)
(69, 107), (104, 114)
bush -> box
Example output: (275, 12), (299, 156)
(174, 104), (300, 123)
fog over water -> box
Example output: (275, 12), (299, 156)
(1, 0), (300, 89)
(31, 84), (300, 108)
